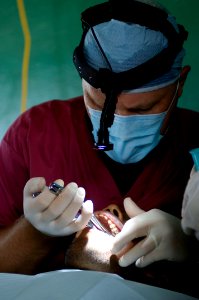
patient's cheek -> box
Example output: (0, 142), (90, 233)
(65, 228), (119, 273)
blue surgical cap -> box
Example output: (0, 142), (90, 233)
(83, 13), (185, 93)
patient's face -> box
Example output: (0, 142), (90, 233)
(65, 208), (187, 294)
(65, 208), (132, 274)
(65, 208), (165, 286)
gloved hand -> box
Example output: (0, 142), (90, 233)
(23, 177), (93, 236)
(181, 166), (199, 240)
(112, 197), (190, 268)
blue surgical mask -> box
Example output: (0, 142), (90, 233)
(88, 106), (166, 164)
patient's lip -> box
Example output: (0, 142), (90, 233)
(94, 210), (124, 236)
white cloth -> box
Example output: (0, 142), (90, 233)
(0, 270), (197, 300)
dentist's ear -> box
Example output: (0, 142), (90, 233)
(177, 65), (191, 97)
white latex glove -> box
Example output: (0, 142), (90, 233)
(23, 177), (93, 236)
(181, 166), (199, 240)
(112, 197), (190, 268)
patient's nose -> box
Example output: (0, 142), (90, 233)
(103, 204), (124, 223)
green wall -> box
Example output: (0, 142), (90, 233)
(0, 0), (199, 140)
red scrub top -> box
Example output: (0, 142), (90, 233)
(0, 96), (199, 226)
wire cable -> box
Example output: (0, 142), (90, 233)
(16, 0), (31, 113)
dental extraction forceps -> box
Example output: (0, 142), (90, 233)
(47, 182), (112, 235)
(88, 214), (112, 236)
(33, 182), (112, 235)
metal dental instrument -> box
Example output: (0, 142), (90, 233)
(88, 214), (113, 236)
(32, 183), (112, 235)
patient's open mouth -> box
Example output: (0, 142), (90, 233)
(94, 210), (124, 236)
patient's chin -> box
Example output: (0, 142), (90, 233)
(65, 210), (124, 273)
(65, 227), (121, 273)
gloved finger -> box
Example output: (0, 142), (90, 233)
(73, 199), (94, 231)
(134, 235), (160, 267)
(24, 177), (46, 199)
(124, 197), (144, 218)
(54, 187), (86, 227)
(52, 200), (93, 236)
(135, 251), (162, 268)
(181, 217), (195, 236)
(29, 179), (65, 213)
(40, 182), (78, 222)
(112, 214), (147, 253)
(118, 236), (156, 267)
(181, 224), (194, 236)
(23, 177), (47, 214)
(135, 236), (181, 268)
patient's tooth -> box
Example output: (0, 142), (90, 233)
(96, 212), (122, 236)
(110, 223), (115, 229)
(112, 228), (119, 235)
